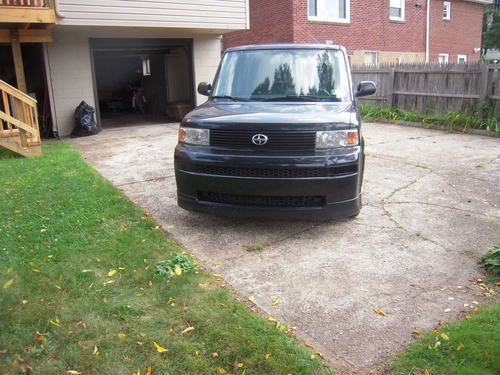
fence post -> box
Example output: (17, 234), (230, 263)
(478, 63), (490, 119)
(387, 67), (396, 108)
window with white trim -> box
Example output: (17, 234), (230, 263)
(443, 2), (451, 20)
(364, 51), (379, 65)
(438, 53), (449, 63)
(308, 0), (350, 23)
(390, 0), (405, 21)
(457, 54), (467, 64)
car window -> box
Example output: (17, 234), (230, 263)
(213, 49), (351, 102)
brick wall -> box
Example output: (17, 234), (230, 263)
(223, 0), (485, 64)
(292, 0), (426, 55)
(223, 0), (293, 49)
(429, 0), (483, 63)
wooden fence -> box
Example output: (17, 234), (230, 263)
(351, 62), (500, 119)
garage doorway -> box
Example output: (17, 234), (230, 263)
(90, 38), (195, 128)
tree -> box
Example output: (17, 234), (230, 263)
(316, 51), (334, 95)
(482, 8), (500, 55)
(252, 77), (270, 96)
(270, 63), (296, 96)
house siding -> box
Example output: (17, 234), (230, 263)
(55, 0), (249, 31)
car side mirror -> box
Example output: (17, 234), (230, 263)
(197, 82), (212, 96)
(355, 81), (376, 98)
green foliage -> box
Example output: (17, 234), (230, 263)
(0, 143), (331, 375)
(483, 9), (500, 52)
(483, 244), (500, 275)
(360, 104), (500, 133)
(156, 253), (198, 279)
(389, 303), (500, 375)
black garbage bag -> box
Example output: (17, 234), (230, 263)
(71, 101), (101, 137)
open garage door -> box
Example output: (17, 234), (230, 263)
(90, 38), (195, 128)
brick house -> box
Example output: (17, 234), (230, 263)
(224, 0), (492, 64)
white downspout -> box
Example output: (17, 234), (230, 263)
(426, 0), (430, 62)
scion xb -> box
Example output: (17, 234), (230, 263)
(174, 44), (376, 219)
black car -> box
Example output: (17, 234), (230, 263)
(174, 44), (376, 219)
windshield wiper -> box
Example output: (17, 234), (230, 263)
(261, 95), (339, 102)
(212, 95), (250, 101)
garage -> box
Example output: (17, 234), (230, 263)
(90, 38), (195, 128)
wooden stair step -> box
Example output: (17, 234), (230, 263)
(0, 129), (20, 137)
(0, 136), (42, 157)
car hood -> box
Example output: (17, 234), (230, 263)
(183, 101), (356, 128)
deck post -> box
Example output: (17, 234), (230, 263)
(11, 29), (27, 94)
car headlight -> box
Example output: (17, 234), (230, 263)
(315, 129), (359, 149)
(179, 127), (210, 145)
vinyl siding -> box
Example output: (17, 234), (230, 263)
(55, 0), (249, 31)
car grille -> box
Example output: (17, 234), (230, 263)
(210, 129), (316, 151)
(190, 164), (357, 178)
(198, 191), (325, 207)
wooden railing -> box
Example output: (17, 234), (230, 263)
(0, 0), (49, 7)
(0, 0), (55, 24)
(0, 80), (42, 157)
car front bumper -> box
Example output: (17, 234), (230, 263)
(174, 144), (364, 220)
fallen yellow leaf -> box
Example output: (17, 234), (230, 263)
(152, 341), (168, 353)
(265, 353), (271, 360)
(181, 327), (194, 334)
(33, 267), (41, 273)
(93, 345), (99, 355)
(108, 269), (117, 277)
(412, 328), (422, 335)
(7, 266), (13, 273)
(268, 316), (278, 323)
(198, 283), (208, 288)
(272, 296), (281, 306)
(3, 279), (14, 289)
(174, 266), (182, 276)
(236, 362), (244, 368)
(248, 295), (255, 301)
(217, 368), (227, 374)
(456, 343), (464, 352)
(49, 319), (60, 327)
(67, 371), (82, 375)
(424, 370), (430, 375)
(373, 307), (388, 316)
(440, 333), (450, 341)
(117, 333), (126, 339)
(146, 367), (152, 375)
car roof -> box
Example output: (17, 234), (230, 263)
(225, 43), (346, 54)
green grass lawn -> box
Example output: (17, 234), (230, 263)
(0, 143), (331, 375)
(389, 302), (500, 375)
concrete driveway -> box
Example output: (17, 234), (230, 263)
(72, 122), (499, 374)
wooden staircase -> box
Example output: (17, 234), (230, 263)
(0, 80), (42, 157)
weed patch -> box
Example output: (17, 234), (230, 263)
(361, 104), (500, 133)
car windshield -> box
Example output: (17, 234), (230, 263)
(213, 48), (351, 102)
